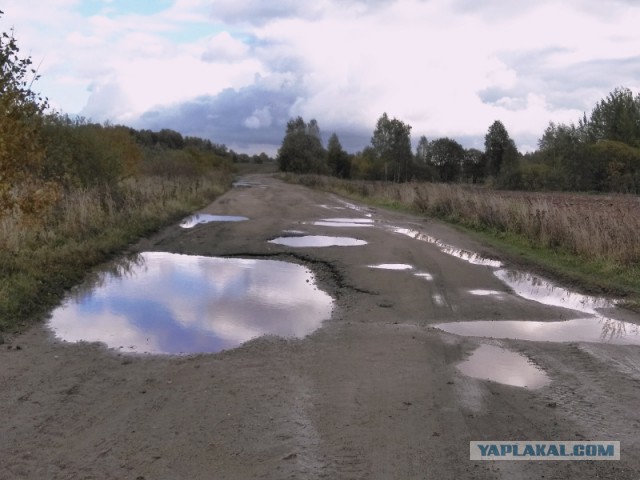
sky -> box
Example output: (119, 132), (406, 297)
(2, 0), (639, 155)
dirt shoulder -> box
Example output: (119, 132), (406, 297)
(1, 174), (639, 479)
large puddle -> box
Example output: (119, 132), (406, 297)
(47, 253), (333, 355)
(180, 214), (248, 228)
(435, 270), (640, 344)
(269, 236), (367, 247)
(457, 344), (551, 389)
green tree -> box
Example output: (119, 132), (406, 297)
(427, 137), (464, 182)
(415, 135), (430, 164)
(484, 120), (520, 187)
(370, 112), (413, 182)
(327, 133), (350, 178)
(582, 140), (640, 193)
(277, 117), (327, 174)
(580, 87), (640, 147)
(461, 148), (486, 184)
(484, 120), (518, 177)
(535, 122), (583, 190)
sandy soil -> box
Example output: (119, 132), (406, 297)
(2, 174), (639, 479)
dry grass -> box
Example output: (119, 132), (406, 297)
(295, 174), (640, 266)
(0, 172), (231, 332)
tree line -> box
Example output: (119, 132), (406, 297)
(278, 87), (640, 193)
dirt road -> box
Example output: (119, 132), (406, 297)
(2, 175), (639, 479)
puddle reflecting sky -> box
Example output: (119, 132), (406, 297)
(369, 263), (414, 270)
(180, 214), (248, 228)
(47, 253), (333, 355)
(415, 272), (433, 280)
(269, 236), (367, 247)
(232, 180), (266, 188)
(311, 218), (374, 228)
(495, 269), (613, 315)
(435, 317), (640, 345)
(457, 344), (550, 389)
(334, 198), (373, 215)
(391, 227), (502, 267)
(469, 289), (505, 297)
(436, 269), (640, 344)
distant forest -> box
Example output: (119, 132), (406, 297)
(278, 87), (640, 194)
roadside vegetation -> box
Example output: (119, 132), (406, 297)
(0, 17), (276, 333)
(289, 174), (640, 306)
(276, 87), (640, 305)
(277, 87), (640, 193)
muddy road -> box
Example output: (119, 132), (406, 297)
(2, 175), (639, 479)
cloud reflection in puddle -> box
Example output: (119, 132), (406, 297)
(180, 214), (248, 228)
(457, 344), (550, 389)
(269, 236), (367, 247)
(47, 253), (333, 355)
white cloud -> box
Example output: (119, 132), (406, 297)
(2, 0), (640, 151)
(201, 31), (249, 62)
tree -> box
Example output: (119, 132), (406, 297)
(461, 148), (486, 184)
(277, 117), (327, 174)
(427, 137), (464, 182)
(327, 133), (350, 178)
(580, 87), (640, 147)
(415, 135), (430, 164)
(307, 119), (321, 140)
(370, 113), (413, 182)
(0, 12), (56, 215)
(484, 120), (520, 187)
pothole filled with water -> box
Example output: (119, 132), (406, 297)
(232, 180), (266, 188)
(391, 227), (502, 267)
(436, 268), (640, 345)
(435, 318), (640, 345)
(469, 289), (506, 297)
(269, 236), (367, 247)
(180, 214), (249, 228)
(457, 344), (551, 389)
(495, 269), (613, 314)
(310, 218), (374, 228)
(369, 263), (414, 270)
(367, 264), (434, 280)
(47, 253), (333, 355)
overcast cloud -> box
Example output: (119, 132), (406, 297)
(1, 0), (639, 154)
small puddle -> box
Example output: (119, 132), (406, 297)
(47, 253), (333, 355)
(495, 269), (613, 314)
(434, 318), (640, 345)
(469, 289), (505, 297)
(232, 180), (266, 188)
(369, 263), (414, 270)
(391, 227), (502, 267)
(269, 236), (367, 247)
(415, 272), (433, 280)
(311, 218), (374, 228)
(457, 344), (551, 389)
(180, 214), (248, 228)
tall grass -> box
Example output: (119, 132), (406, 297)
(0, 172), (231, 332)
(294, 174), (640, 283)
